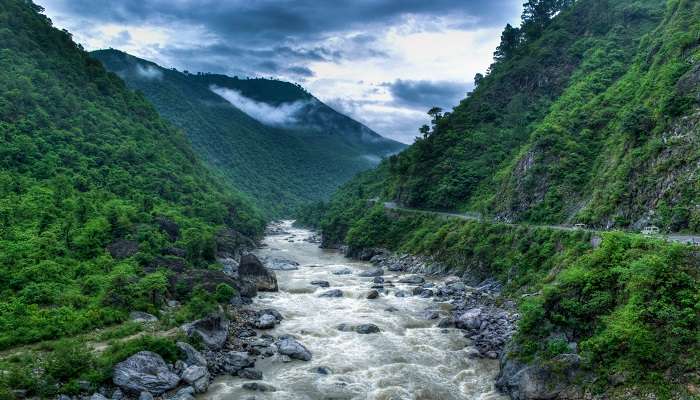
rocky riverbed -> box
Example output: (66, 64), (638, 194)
(86, 221), (518, 400)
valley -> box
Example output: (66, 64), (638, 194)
(1, 0), (699, 399)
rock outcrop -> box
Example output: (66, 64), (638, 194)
(238, 254), (278, 292)
(113, 351), (180, 395)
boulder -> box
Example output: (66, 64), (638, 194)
(366, 290), (379, 299)
(218, 257), (239, 277)
(398, 275), (425, 284)
(90, 394), (109, 400)
(358, 267), (384, 277)
(177, 342), (207, 367)
(319, 289), (343, 298)
(129, 311), (158, 323)
(254, 313), (277, 329)
(220, 351), (254, 374)
(455, 308), (482, 330)
(263, 257), (300, 271)
(239, 254), (278, 292)
(310, 280), (330, 288)
(355, 324), (381, 334)
(238, 368), (263, 380)
(113, 351), (180, 395)
(314, 366), (332, 375)
(373, 276), (384, 284)
(215, 228), (255, 259)
(394, 290), (409, 297)
(182, 314), (229, 350)
(419, 289), (434, 298)
(276, 338), (312, 361)
(181, 365), (209, 393)
(242, 382), (277, 392)
(332, 267), (353, 275)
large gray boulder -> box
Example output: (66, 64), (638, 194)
(176, 342), (207, 367)
(220, 351), (255, 374)
(239, 254), (278, 292)
(182, 314), (229, 349)
(181, 365), (209, 393)
(263, 257), (300, 271)
(113, 351), (180, 395)
(276, 338), (312, 361)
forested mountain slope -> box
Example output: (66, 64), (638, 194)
(360, 0), (700, 232)
(0, 0), (263, 354)
(92, 50), (405, 217)
(306, 0), (700, 397)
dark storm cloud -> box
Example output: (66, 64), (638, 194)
(45, 0), (516, 41)
(387, 79), (469, 110)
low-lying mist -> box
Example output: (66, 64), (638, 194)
(211, 85), (309, 127)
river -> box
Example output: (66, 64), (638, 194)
(203, 221), (506, 400)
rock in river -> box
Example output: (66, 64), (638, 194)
(366, 290), (379, 299)
(398, 275), (425, 284)
(113, 351), (180, 395)
(332, 267), (353, 275)
(254, 313), (277, 329)
(263, 257), (300, 271)
(310, 280), (330, 288)
(276, 338), (312, 361)
(319, 289), (343, 298)
(355, 324), (381, 334)
(358, 267), (384, 277)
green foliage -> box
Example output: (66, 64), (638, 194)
(0, 0), (264, 351)
(214, 283), (236, 303)
(90, 49), (405, 217)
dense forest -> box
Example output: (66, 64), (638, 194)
(0, 0), (265, 396)
(307, 0), (700, 397)
(91, 50), (405, 217)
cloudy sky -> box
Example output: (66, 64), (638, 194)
(40, 0), (522, 143)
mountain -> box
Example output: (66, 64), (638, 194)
(0, 0), (265, 395)
(91, 49), (406, 217)
(311, 0), (700, 397)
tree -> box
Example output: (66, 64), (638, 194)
(521, 0), (575, 40)
(419, 124), (431, 138)
(494, 24), (522, 62)
(474, 73), (485, 87)
(427, 107), (443, 126)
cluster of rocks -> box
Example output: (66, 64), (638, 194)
(350, 249), (519, 361)
(83, 306), (312, 400)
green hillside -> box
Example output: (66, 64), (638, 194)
(0, 0), (263, 386)
(91, 50), (405, 217)
(343, 0), (700, 232)
(310, 0), (700, 396)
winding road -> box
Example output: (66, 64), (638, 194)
(383, 202), (700, 246)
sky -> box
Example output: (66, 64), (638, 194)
(40, 0), (522, 144)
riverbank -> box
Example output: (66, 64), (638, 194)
(317, 208), (700, 399)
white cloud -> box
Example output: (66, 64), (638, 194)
(134, 64), (163, 80)
(210, 86), (309, 127)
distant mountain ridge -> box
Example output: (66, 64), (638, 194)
(92, 49), (405, 216)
